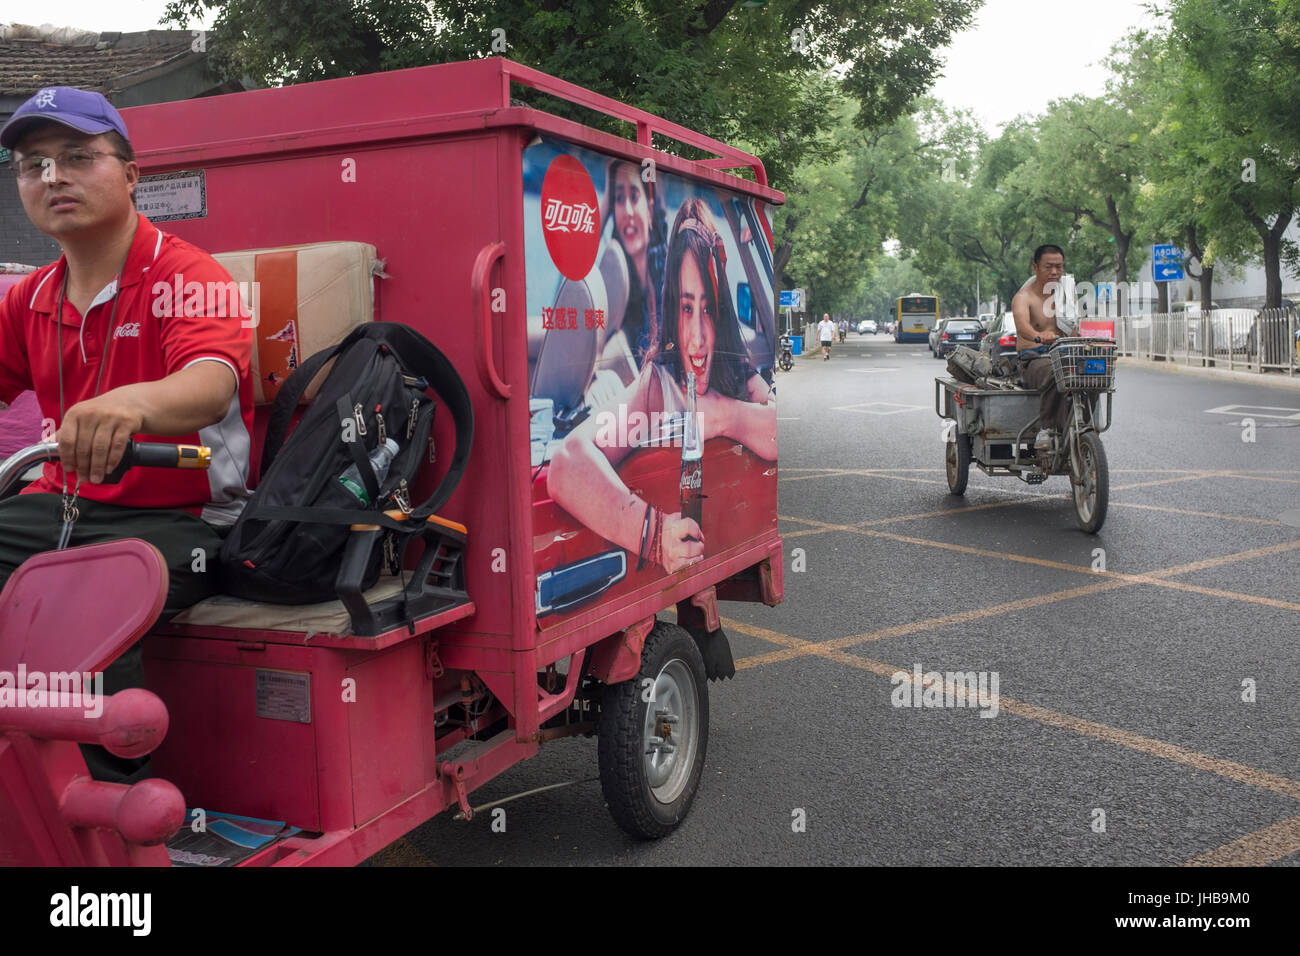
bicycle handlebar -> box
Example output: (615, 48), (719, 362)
(104, 441), (211, 483)
(0, 441), (211, 499)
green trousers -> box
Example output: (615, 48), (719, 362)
(0, 493), (226, 783)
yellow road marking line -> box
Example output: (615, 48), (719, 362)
(1109, 473), (1216, 491)
(724, 617), (1300, 804)
(1149, 537), (1300, 577)
(726, 578), (1129, 668)
(744, 535), (1300, 669)
(1103, 501), (1285, 526)
(1180, 813), (1300, 866)
(778, 517), (1300, 606)
(1217, 472), (1300, 486)
(1138, 577), (1300, 613)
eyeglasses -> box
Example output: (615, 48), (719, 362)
(9, 148), (126, 181)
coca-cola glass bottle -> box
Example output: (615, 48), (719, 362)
(680, 370), (703, 528)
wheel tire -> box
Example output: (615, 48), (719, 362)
(1072, 431), (1109, 533)
(598, 621), (709, 839)
(946, 432), (971, 495)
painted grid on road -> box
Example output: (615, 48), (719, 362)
(757, 465), (1300, 866)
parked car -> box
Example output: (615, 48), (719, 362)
(928, 319), (950, 355)
(1174, 300), (1262, 353)
(934, 318), (984, 358)
(980, 312), (1019, 363)
(858, 319), (876, 334)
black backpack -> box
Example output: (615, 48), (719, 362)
(219, 322), (474, 608)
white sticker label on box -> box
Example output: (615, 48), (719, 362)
(255, 669), (311, 723)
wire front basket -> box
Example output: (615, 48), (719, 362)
(1050, 338), (1116, 392)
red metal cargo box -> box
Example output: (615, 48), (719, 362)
(107, 58), (787, 855)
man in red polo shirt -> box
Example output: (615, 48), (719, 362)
(0, 87), (253, 781)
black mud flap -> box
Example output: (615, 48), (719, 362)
(690, 626), (736, 682)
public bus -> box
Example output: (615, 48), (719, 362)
(895, 294), (939, 343)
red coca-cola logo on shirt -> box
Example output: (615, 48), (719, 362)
(540, 155), (600, 281)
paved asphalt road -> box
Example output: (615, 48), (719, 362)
(371, 335), (1300, 867)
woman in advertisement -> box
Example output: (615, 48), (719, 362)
(604, 159), (667, 368)
(547, 199), (776, 573)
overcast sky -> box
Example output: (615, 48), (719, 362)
(20, 0), (1159, 133)
(929, 0), (1162, 129)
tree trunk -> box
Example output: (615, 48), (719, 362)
(1262, 229), (1284, 309)
(1106, 195), (1131, 316)
(1232, 198), (1292, 309)
(1184, 224), (1214, 313)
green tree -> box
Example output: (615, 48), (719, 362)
(163, 0), (982, 189)
(1164, 0), (1300, 307)
(1011, 95), (1145, 313)
(1108, 28), (1254, 312)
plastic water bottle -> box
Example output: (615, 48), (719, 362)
(338, 438), (400, 504)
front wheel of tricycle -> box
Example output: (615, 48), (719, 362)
(598, 621), (709, 839)
(946, 431), (971, 496)
(1071, 430), (1109, 533)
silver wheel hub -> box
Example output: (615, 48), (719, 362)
(643, 659), (699, 804)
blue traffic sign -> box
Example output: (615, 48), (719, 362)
(1152, 244), (1185, 282)
(780, 289), (803, 309)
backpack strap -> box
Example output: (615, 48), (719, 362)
(257, 322), (474, 512)
(362, 323), (475, 517)
(260, 325), (370, 478)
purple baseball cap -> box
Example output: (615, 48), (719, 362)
(1, 87), (130, 149)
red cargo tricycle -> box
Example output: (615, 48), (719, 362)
(0, 58), (784, 866)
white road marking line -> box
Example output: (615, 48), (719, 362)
(1204, 404), (1300, 420)
(830, 401), (928, 415)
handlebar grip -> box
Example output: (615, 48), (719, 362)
(103, 442), (212, 484)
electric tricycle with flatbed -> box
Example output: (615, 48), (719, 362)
(935, 338), (1116, 533)
(0, 58), (785, 866)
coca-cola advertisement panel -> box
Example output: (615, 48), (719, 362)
(524, 137), (778, 625)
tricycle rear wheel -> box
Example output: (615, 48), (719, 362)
(945, 432), (971, 495)
(597, 621), (709, 839)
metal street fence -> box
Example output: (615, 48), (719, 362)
(1114, 308), (1299, 376)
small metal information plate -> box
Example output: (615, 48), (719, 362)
(136, 170), (208, 222)
(255, 670), (311, 723)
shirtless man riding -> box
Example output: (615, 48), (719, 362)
(1011, 244), (1067, 452)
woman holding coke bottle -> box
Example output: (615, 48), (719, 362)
(547, 199), (776, 573)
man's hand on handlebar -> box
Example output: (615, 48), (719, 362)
(1035, 330), (1059, 347)
(57, 392), (146, 485)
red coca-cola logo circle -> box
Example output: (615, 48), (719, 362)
(540, 155), (600, 281)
